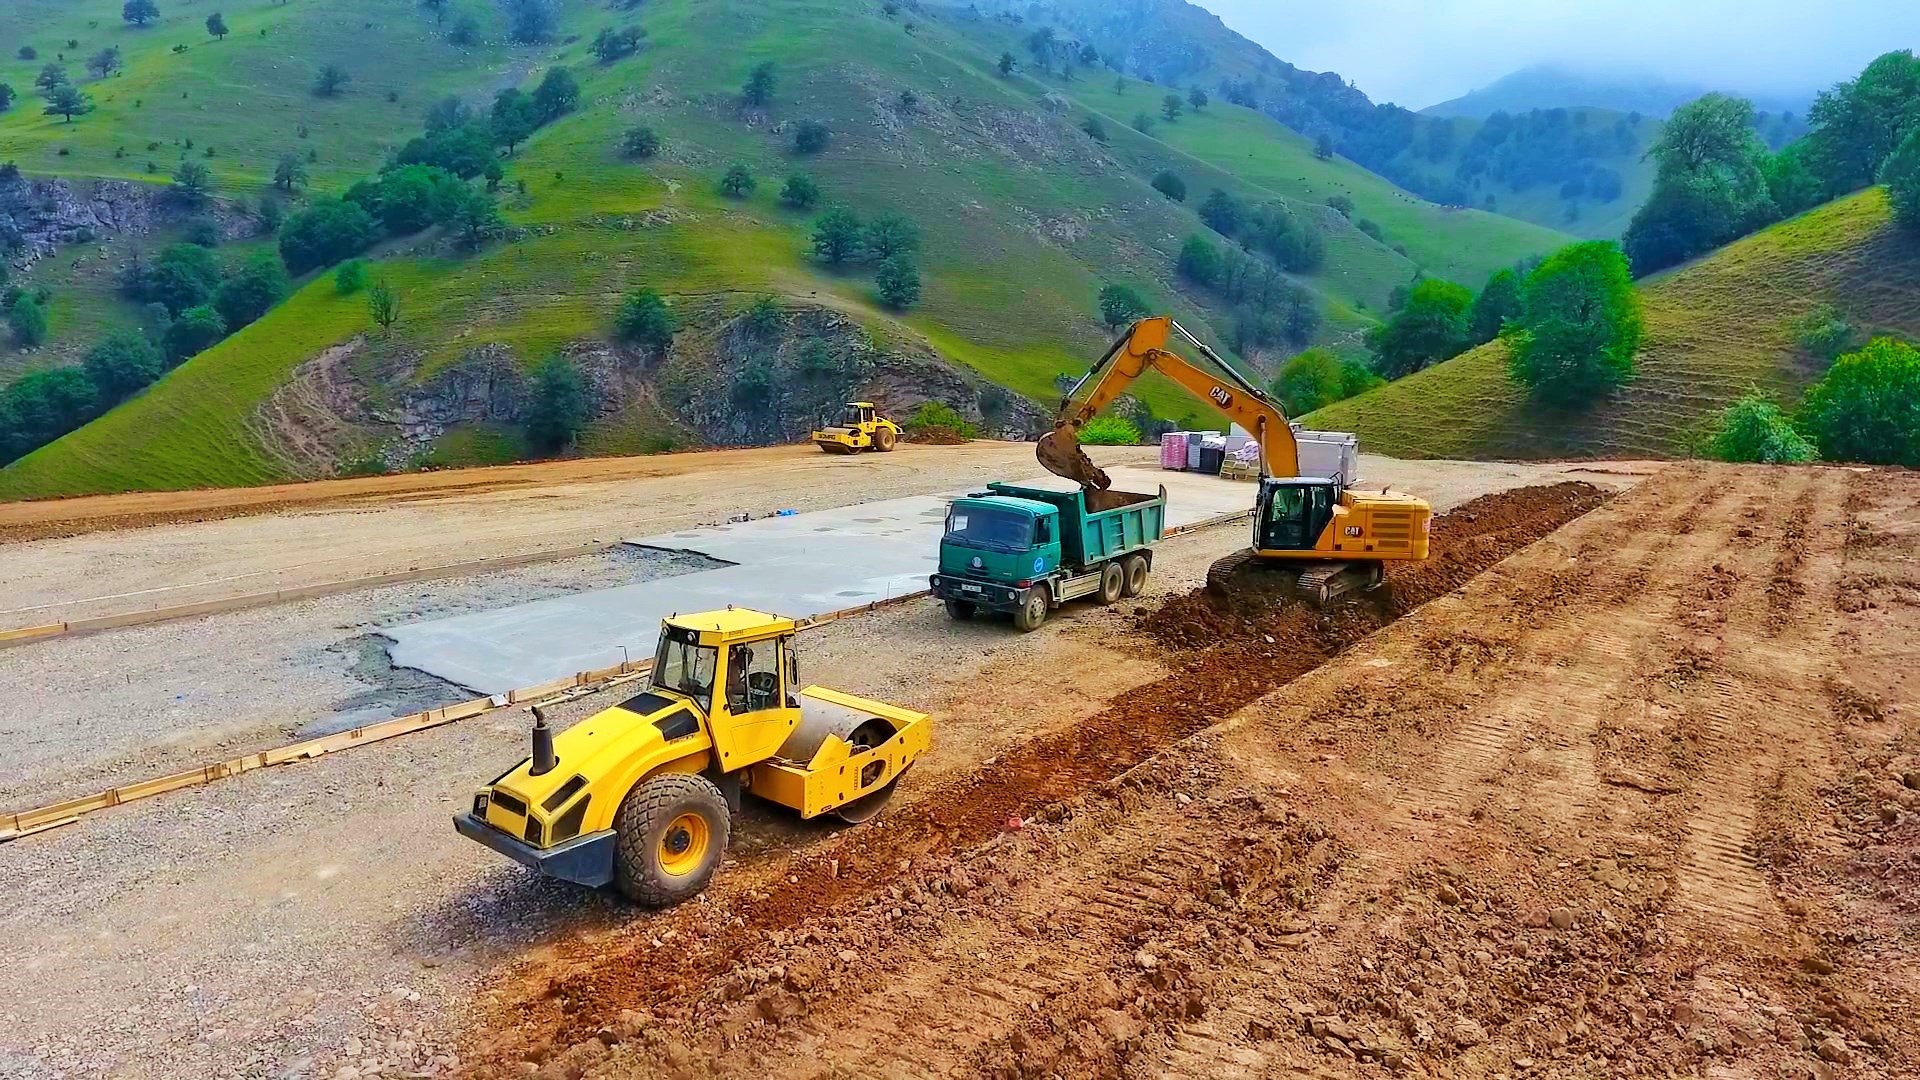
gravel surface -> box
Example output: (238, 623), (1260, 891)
(0, 546), (718, 810)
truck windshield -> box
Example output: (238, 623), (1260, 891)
(651, 626), (716, 711)
(945, 505), (1033, 552)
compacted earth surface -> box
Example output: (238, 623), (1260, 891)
(448, 464), (1919, 1080)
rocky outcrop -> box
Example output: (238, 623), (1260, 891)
(0, 168), (162, 266)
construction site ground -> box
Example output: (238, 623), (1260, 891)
(3, 451), (1912, 1080)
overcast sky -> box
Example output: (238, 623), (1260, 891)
(1198, 0), (1920, 110)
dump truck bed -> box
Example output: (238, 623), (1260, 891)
(983, 482), (1166, 570)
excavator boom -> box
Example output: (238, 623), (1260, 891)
(1037, 317), (1301, 494)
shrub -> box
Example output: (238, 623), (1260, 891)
(8, 293), (47, 346)
(1798, 337), (1920, 465)
(279, 199), (378, 273)
(0, 368), (95, 462)
(744, 295), (783, 336)
(164, 304), (226, 361)
(614, 288), (675, 349)
(793, 120), (831, 155)
(83, 330), (164, 400)
(142, 242), (224, 314)
(213, 251), (291, 330)
(780, 173), (820, 209)
(1791, 303), (1858, 364)
(1078, 415), (1142, 445)
(1151, 171), (1186, 202)
(1880, 127), (1920, 232)
(335, 259), (368, 294)
(875, 256), (921, 310)
(1326, 195), (1354, 218)
(526, 355), (589, 450)
(1176, 234), (1220, 286)
(1081, 116), (1107, 143)
(906, 400), (977, 439)
(1708, 392), (1816, 463)
(1365, 279), (1473, 379)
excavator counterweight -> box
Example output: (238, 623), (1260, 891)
(1041, 317), (1433, 606)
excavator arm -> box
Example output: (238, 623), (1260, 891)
(1038, 317), (1300, 491)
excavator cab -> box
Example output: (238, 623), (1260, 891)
(1259, 478), (1339, 552)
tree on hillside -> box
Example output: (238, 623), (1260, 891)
(1882, 128), (1920, 232)
(1152, 171), (1186, 202)
(314, 64), (350, 98)
(171, 160), (213, 205)
(864, 212), (920, 261)
(1274, 348), (1379, 417)
(426, 97), (472, 133)
(1176, 234), (1221, 286)
(0, 369), (96, 462)
(1803, 50), (1920, 197)
(35, 64), (68, 95)
(1468, 268), (1523, 346)
(592, 26), (643, 63)
(1507, 241), (1642, 404)
(446, 189), (502, 249)
(614, 288), (675, 350)
(997, 53), (1016, 78)
(367, 277), (401, 332)
(143, 242), (224, 314)
(526, 355), (590, 450)
(491, 89), (540, 153)
(1365, 278), (1473, 379)
(1622, 94), (1775, 275)
(621, 126), (661, 159)
(8, 293), (47, 347)
(876, 256), (922, 310)
(43, 84), (92, 122)
(719, 163), (755, 198)
(1025, 26), (1056, 73)
(206, 12), (228, 40)
(1097, 283), (1149, 331)
(279, 199), (378, 273)
(420, 0), (448, 26)
(1189, 86), (1208, 111)
(1325, 194), (1354, 218)
(1798, 337), (1920, 465)
(164, 305), (226, 361)
(0, 84), (15, 113)
(274, 151), (308, 192)
(533, 67), (580, 122)
(780, 173), (821, 209)
(123, 0), (161, 27)
(83, 330), (164, 401)
(86, 48), (121, 78)
(811, 206), (863, 264)
(794, 120), (831, 155)
(1314, 133), (1335, 160)
(504, 0), (560, 44)
(1080, 116), (1107, 143)
(742, 62), (777, 107)
(213, 251), (289, 330)
(1162, 94), (1182, 123)
(1199, 188), (1243, 236)
(1130, 112), (1154, 134)
(1762, 143), (1825, 219)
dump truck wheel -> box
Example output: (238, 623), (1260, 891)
(1122, 554), (1150, 598)
(613, 773), (730, 907)
(875, 427), (897, 452)
(944, 598), (977, 621)
(1014, 592), (1048, 632)
(1098, 561), (1125, 605)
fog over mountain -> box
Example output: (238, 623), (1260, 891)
(1198, 0), (1920, 110)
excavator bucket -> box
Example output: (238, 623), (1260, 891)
(1036, 421), (1111, 492)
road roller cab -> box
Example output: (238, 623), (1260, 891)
(455, 608), (930, 905)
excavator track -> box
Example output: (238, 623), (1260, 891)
(1207, 551), (1385, 606)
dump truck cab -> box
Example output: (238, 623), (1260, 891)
(456, 608), (929, 905)
(810, 401), (902, 454)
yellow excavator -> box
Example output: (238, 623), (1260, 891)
(1038, 317), (1433, 604)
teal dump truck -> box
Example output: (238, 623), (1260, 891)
(929, 481), (1167, 631)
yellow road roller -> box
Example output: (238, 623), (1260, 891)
(455, 608), (930, 905)
(810, 401), (902, 454)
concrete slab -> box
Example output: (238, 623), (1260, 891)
(382, 468), (1252, 694)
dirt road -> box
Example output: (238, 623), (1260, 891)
(456, 464), (1919, 1080)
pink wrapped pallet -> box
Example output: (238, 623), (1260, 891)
(1160, 432), (1187, 470)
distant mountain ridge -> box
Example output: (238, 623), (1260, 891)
(1425, 64), (1811, 121)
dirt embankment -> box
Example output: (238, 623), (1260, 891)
(455, 482), (1610, 1075)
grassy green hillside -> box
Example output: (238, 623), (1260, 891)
(0, 0), (1571, 499)
(1301, 189), (1920, 459)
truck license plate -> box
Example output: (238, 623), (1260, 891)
(961, 584), (982, 593)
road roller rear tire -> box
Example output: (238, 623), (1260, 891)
(875, 427), (897, 452)
(613, 773), (730, 907)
